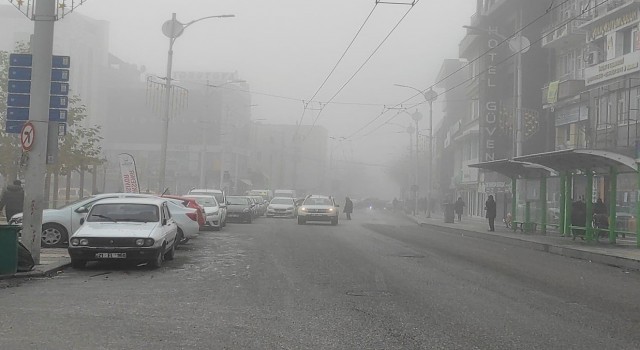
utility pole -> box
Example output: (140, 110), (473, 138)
(21, 0), (55, 264)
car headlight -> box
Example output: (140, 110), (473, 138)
(144, 238), (155, 247)
(79, 238), (89, 246)
(268, 206), (274, 211)
(135, 238), (145, 246)
(328, 208), (335, 212)
(300, 207), (307, 212)
(70, 238), (80, 246)
(243, 208), (249, 212)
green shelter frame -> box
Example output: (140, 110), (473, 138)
(471, 149), (640, 247)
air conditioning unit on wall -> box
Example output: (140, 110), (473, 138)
(586, 51), (600, 66)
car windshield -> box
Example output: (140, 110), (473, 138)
(303, 197), (333, 206)
(87, 203), (159, 223)
(190, 197), (218, 207)
(271, 198), (292, 205)
(227, 197), (248, 205)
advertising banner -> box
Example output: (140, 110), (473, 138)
(118, 153), (140, 193)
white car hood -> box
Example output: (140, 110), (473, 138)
(73, 222), (158, 238)
(202, 206), (220, 214)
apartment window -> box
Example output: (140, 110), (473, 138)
(470, 99), (479, 120)
(607, 98), (613, 124)
(617, 93), (626, 123)
(595, 97), (601, 125)
(623, 28), (633, 55)
(633, 28), (639, 52)
(565, 125), (571, 142)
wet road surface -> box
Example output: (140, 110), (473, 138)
(2, 210), (640, 349)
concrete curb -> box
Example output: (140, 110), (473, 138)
(0, 258), (71, 280)
(407, 215), (640, 271)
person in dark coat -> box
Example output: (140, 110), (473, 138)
(454, 197), (465, 222)
(344, 197), (353, 220)
(0, 180), (24, 221)
(485, 195), (497, 231)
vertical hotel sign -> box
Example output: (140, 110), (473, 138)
(480, 26), (502, 162)
(118, 153), (141, 193)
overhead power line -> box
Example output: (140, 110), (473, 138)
(344, 0), (587, 140)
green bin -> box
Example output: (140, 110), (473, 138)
(0, 225), (21, 275)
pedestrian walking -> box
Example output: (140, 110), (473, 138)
(344, 196), (353, 220)
(0, 180), (24, 221)
(485, 195), (497, 232)
(454, 197), (465, 222)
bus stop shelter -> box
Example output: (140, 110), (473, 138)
(468, 159), (557, 234)
(515, 149), (639, 245)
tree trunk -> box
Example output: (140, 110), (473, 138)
(44, 172), (51, 209)
(92, 164), (98, 194)
(65, 172), (72, 205)
(79, 165), (85, 200)
(52, 172), (59, 209)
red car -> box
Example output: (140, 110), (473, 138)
(162, 195), (206, 230)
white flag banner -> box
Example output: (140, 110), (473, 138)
(118, 153), (140, 193)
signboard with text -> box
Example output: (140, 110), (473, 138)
(585, 50), (640, 86)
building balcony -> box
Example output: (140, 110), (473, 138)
(541, 20), (587, 49)
(579, 0), (639, 37)
(542, 79), (586, 106)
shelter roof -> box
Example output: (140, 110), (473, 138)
(468, 159), (557, 178)
(515, 149), (638, 173)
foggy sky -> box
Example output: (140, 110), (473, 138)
(74, 0), (475, 198)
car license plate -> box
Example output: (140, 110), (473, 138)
(95, 253), (126, 259)
(229, 214), (239, 217)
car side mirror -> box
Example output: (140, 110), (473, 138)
(75, 206), (89, 214)
(80, 218), (85, 225)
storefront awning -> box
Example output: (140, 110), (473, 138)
(468, 159), (557, 179)
(514, 149), (638, 173)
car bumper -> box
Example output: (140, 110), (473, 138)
(299, 214), (337, 221)
(226, 212), (252, 221)
(267, 210), (295, 217)
(68, 246), (162, 261)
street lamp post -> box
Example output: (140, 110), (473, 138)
(395, 84), (438, 217)
(159, 13), (234, 193)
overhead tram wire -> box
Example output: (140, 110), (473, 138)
(294, 3), (380, 135)
(344, 0), (591, 140)
(304, 0), (421, 139)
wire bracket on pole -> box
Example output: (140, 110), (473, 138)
(8, 0), (89, 21)
(375, 0), (416, 5)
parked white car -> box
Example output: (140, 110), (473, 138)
(184, 194), (223, 231)
(266, 197), (297, 218)
(188, 188), (227, 227)
(11, 193), (198, 248)
(67, 197), (178, 269)
(165, 199), (200, 243)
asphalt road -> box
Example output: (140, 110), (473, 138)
(2, 210), (640, 349)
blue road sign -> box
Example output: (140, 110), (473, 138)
(9, 67), (31, 80)
(8, 81), (31, 94)
(51, 69), (69, 82)
(9, 54), (32, 67)
(6, 120), (25, 134)
(50, 82), (69, 95)
(7, 107), (29, 121)
(7, 94), (30, 107)
(52, 56), (71, 69)
(49, 96), (68, 109)
(49, 109), (67, 122)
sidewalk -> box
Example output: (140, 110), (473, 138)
(0, 248), (70, 280)
(407, 212), (640, 271)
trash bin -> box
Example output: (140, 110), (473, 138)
(0, 225), (20, 275)
(444, 203), (455, 223)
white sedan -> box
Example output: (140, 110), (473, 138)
(184, 194), (223, 231)
(165, 199), (200, 244)
(68, 197), (178, 269)
(266, 197), (297, 218)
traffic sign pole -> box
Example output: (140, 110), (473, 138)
(22, 0), (56, 264)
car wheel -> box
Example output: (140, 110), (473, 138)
(298, 217), (306, 225)
(176, 229), (184, 245)
(213, 224), (221, 231)
(71, 259), (86, 269)
(164, 241), (176, 261)
(149, 245), (164, 268)
(331, 218), (338, 226)
(41, 223), (68, 248)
